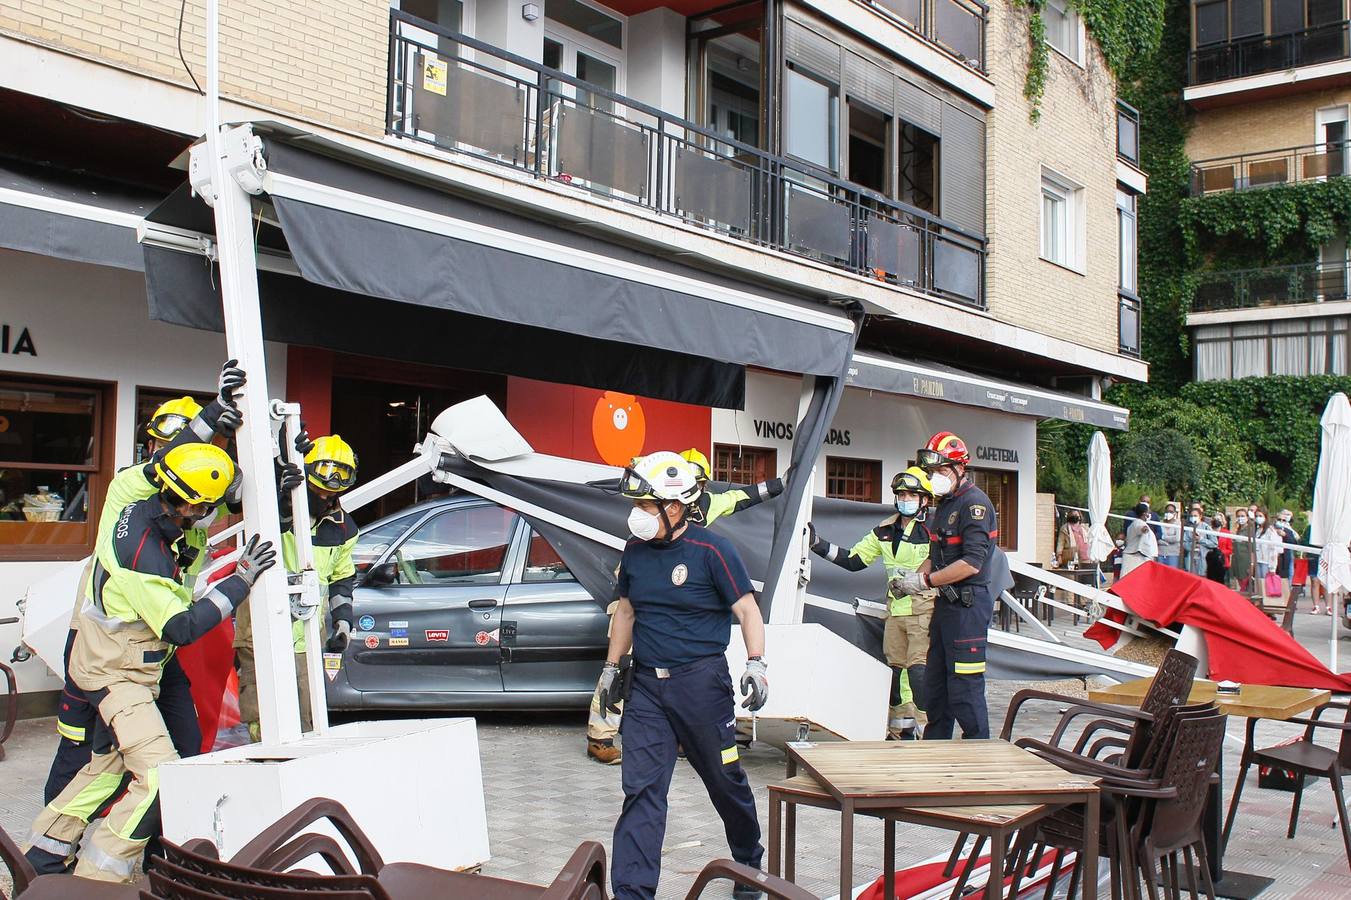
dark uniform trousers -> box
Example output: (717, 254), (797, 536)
(924, 588), (994, 740)
(44, 627), (201, 805)
(612, 656), (763, 900)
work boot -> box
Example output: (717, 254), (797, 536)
(587, 738), (621, 765)
(732, 881), (764, 900)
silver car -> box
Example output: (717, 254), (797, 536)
(326, 496), (610, 710)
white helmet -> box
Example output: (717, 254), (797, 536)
(620, 451), (702, 504)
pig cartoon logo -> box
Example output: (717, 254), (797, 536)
(592, 392), (646, 466)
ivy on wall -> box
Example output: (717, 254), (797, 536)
(1179, 177), (1351, 266)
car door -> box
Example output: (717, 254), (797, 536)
(500, 525), (610, 694)
(344, 501), (521, 695)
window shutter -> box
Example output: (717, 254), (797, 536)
(939, 102), (985, 234)
(845, 52), (892, 112)
(895, 75), (942, 134)
(784, 17), (841, 81)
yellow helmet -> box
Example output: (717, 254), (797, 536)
(891, 466), (934, 497)
(155, 442), (235, 505)
(146, 396), (203, 442)
(680, 448), (711, 482)
(621, 451), (702, 503)
(305, 434), (358, 492)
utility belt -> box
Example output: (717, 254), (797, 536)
(938, 584), (977, 607)
(634, 654), (723, 680)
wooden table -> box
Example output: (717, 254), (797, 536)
(1088, 677), (1330, 898)
(784, 740), (1101, 900)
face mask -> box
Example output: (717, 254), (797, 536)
(896, 498), (920, 517)
(1236, 516), (1247, 525)
(1164, 512), (1175, 521)
(627, 506), (662, 541)
(929, 473), (954, 496)
(1190, 515), (1200, 524)
(1256, 516), (1265, 525)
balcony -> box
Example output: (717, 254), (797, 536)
(1190, 261), (1351, 312)
(1118, 292), (1141, 356)
(1116, 100), (1140, 167)
(386, 11), (987, 308)
(1189, 20), (1351, 85)
(1190, 141), (1349, 194)
(865, 0), (987, 73)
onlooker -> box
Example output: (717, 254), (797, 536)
(1157, 503), (1182, 569)
(1256, 507), (1282, 593)
(1056, 510), (1093, 567)
(1207, 515), (1230, 584)
(1121, 502), (1159, 577)
(1303, 521), (1328, 615)
(1230, 506), (1255, 594)
(1182, 503), (1215, 575)
(1139, 494), (1162, 543)
(1276, 510), (1299, 606)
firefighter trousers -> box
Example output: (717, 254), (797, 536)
(236, 643), (313, 738)
(923, 587), (993, 741)
(29, 682), (178, 883)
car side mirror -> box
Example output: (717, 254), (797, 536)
(363, 561), (397, 586)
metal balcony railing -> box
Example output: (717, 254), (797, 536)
(1118, 292), (1141, 356)
(387, 10), (987, 308)
(1116, 100), (1140, 167)
(1191, 262), (1351, 312)
(867, 0), (987, 73)
(1189, 20), (1351, 85)
(1190, 141), (1350, 195)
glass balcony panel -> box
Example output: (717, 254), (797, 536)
(866, 218), (922, 285)
(933, 0), (982, 65)
(554, 105), (650, 199)
(672, 147), (753, 234)
(784, 184), (852, 263)
(933, 237), (980, 301)
(1245, 158), (1289, 188)
(411, 54), (527, 160)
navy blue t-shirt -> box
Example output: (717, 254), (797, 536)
(617, 523), (754, 668)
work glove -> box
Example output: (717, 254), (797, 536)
(890, 571), (927, 598)
(597, 662), (623, 714)
(218, 359), (247, 406)
(216, 405), (242, 437)
(325, 619), (352, 653)
(176, 544), (201, 572)
(223, 465), (243, 508)
(806, 522), (827, 556)
(278, 462), (304, 495)
(235, 534), (277, 588)
(284, 420), (315, 458)
(740, 658), (768, 711)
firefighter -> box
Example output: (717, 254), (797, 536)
(26, 444), (276, 882)
(808, 466), (934, 738)
(234, 431), (358, 738)
(43, 363), (246, 805)
(894, 432), (998, 741)
(586, 448), (784, 765)
(601, 452), (767, 900)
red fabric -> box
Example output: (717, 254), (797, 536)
(1293, 557), (1309, 587)
(1085, 606), (1128, 651)
(1217, 530), (1234, 565)
(1110, 562), (1351, 689)
(857, 851), (1064, 899)
(174, 615), (237, 752)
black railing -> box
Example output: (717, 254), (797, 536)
(1118, 292), (1141, 356)
(1116, 100), (1140, 167)
(867, 0), (987, 73)
(1190, 141), (1350, 194)
(1189, 20), (1351, 85)
(387, 11), (987, 308)
(1191, 261), (1351, 312)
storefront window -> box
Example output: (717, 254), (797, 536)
(968, 467), (1017, 551)
(826, 456), (882, 503)
(713, 444), (776, 484)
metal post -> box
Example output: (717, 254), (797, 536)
(202, 0), (303, 743)
(765, 375), (817, 626)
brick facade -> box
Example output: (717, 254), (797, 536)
(983, 2), (1123, 356)
(1187, 88), (1351, 162)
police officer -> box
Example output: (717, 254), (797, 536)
(586, 448), (784, 765)
(600, 452), (768, 900)
(895, 432), (997, 741)
(235, 431), (359, 738)
(808, 466), (935, 738)
(43, 363), (246, 804)
(26, 444), (276, 882)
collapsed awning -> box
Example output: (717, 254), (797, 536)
(0, 161), (153, 272)
(141, 133), (859, 409)
(848, 351), (1131, 430)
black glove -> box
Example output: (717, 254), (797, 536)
(235, 534), (277, 587)
(218, 359), (246, 406)
(176, 544), (201, 572)
(223, 465), (243, 508)
(325, 620), (352, 653)
(215, 405), (242, 437)
(597, 662), (623, 714)
(291, 421), (315, 457)
(278, 462), (304, 495)
(807, 522), (827, 556)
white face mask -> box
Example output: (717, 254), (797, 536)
(929, 472), (954, 496)
(1256, 515), (1265, 525)
(627, 506), (662, 541)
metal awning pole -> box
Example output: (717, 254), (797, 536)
(203, 0), (302, 743)
(765, 375), (817, 626)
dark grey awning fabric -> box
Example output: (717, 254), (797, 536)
(848, 351), (1131, 430)
(0, 163), (153, 271)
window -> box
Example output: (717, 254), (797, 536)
(1117, 190), (1138, 295)
(0, 376), (113, 560)
(391, 503), (517, 584)
(713, 444), (777, 484)
(1272, 0), (1305, 34)
(522, 530), (576, 583)
(133, 387), (215, 464)
(1044, 0), (1082, 63)
(899, 122), (939, 213)
(785, 66), (839, 172)
(825, 456), (882, 503)
(1231, 0), (1264, 37)
(352, 511), (424, 573)
(1041, 168), (1084, 271)
(1195, 0), (1229, 45)
(545, 0), (622, 50)
(968, 468), (1017, 551)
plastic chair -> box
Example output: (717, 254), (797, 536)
(0, 820), (140, 898)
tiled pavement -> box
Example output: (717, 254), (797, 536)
(3, 608), (1351, 898)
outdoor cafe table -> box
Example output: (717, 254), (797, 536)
(781, 740), (1102, 900)
(1088, 677), (1330, 898)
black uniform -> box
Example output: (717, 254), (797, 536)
(923, 478), (998, 740)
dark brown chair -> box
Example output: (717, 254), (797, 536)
(1222, 698), (1351, 868)
(682, 859), (818, 900)
(0, 621), (18, 762)
(0, 820), (141, 898)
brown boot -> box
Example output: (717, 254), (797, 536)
(587, 738), (622, 765)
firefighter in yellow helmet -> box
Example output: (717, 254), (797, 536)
(809, 466), (935, 738)
(27, 443), (275, 882)
(234, 430), (359, 739)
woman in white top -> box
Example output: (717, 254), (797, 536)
(1121, 502), (1159, 577)
(1255, 507), (1282, 578)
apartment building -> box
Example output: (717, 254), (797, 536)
(1185, 0), (1351, 380)
(0, 1), (1142, 701)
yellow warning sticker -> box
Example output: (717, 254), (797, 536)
(721, 746), (739, 765)
(423, 56), (448, 96)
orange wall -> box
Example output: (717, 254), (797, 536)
(285, 346), (334, 435)
(506, 376), (711, 465)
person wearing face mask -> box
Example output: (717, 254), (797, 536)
(891, 432), (997, 741)
(600, 452), (767, 900)
(41, 362), (247, 809)
(1056, 511), (1092, 567)
(234, 431), (360, 740)
(25, 444), (275, 882)
(1255, 508), (1281, 588)
(1230, 507), (1255, 593)
(1121, 502), (1159, 578)
(1157, 504), (1182, 569)
(1182, 504), (1216, 576)
(1275, 510), (1300, 605)
(808, 466), (935, 738)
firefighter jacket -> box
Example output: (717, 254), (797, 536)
(816, 515), (932, 616)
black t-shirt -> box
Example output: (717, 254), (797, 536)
(618, 523), (754, 668)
